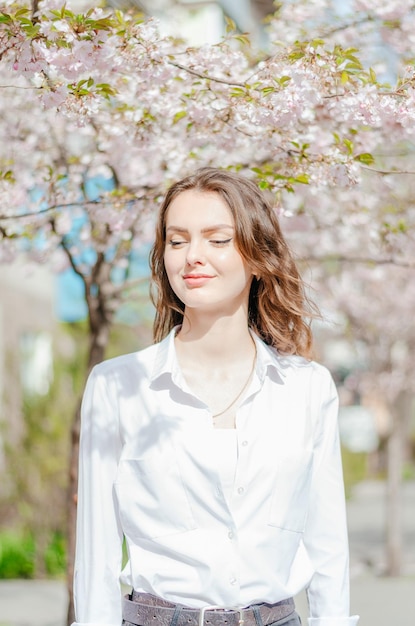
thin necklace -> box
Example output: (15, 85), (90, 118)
(212, 342), (257, 419)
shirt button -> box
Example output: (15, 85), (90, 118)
(237, 487), (245, 495)
(229, 577), (237, 585)
(241, 440), (248, 447)
(228, 531), (234, 540)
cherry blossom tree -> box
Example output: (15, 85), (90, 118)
(1, 0), (415, 618)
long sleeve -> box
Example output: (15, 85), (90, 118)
(71, 366), (124, 626)
(304, 369), (359, 626)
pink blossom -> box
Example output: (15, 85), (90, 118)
(1, 0), (415, 404)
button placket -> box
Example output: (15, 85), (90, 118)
(234, 426), (250, 501)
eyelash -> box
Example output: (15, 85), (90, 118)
(168, 238), (232, 247)
(211, 238), (232, 246)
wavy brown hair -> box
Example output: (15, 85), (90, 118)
(150, 167), (318, 357)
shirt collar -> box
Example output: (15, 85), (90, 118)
(249, 331), (311, 383)
(150, 326), (307, 387)
(150, 326), (181, 386)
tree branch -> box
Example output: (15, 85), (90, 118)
(0, 84), (38, 90)
(362, 166), (415, 175)
(0, 198), (143, 221)
(169, 61), (246, 87)
(321, 5), (415, 39)
(321, 13), (376, 38)
(304, 254), (415, 269)
(50, 217), (86, 284)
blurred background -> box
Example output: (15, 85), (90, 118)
(0, 1), (414, 625)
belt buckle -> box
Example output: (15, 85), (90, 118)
(198, 606), (244, 626)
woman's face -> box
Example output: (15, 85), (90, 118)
(163, 189), (254, 317)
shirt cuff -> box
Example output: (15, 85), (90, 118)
(308, 617), (360, 626)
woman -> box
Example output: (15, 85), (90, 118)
(72, 167), (359, 626)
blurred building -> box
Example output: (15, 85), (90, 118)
(71, 1), (277, 58)
(105, 0), (275, 45)
(0, 262), (55, 478)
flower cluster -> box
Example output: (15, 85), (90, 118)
(1, 0), (415, 401)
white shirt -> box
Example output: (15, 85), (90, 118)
(211, 429), (238, 503)
(72, 328), (359, 626)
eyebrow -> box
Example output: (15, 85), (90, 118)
(166, 224), (234, 234)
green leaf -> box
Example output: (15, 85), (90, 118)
(354, 153), (375, 165)
(20, 22), (41, 37)
(55, 38), (71, 49)
(258, 180), (270, 190)
(341, 71), (349, 84)
(14, 8), (30, 18)
(89, 18), (115, 31)
(225, 16), (236, 33)
(343, 138), (354, 155)
(96, 83), (117, 97)
(345, 61), (363, 71)
(16, 16), (33, 25)
(230, 87), (247, 97)
(173, 111), (187, 124)
(0, 12), (13, 24)
(294, 174), (309, 184)
(234, 34), (250, 46)
(0, 169), (15, 182)
(288, 51), (305, 61)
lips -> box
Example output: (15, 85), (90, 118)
(182, 274), (214, 287)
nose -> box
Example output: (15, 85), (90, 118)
(185, 238), (205, 266)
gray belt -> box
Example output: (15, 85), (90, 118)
(123, 592), (295, 626)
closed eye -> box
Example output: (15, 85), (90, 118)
(210, 238), (232, 246)
(168, 239), (187, 247)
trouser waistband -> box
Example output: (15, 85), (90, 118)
(122, 591), (295, 626)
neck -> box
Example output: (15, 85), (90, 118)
(176, 311), (254, 365)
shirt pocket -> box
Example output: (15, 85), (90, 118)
(268, 449), (313, 533)
(114, 454), (197, 540)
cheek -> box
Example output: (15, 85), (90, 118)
(163, 247), (174, 270)
(163, 251), (173, 282)
(225, 252), (253, 279)
(163, 250), (181, 288)
(218, 247), (244, 265)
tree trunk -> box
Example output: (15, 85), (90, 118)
(385, 392), (410, 575)
(66, 399), (82, 626)
(66, 314), (111, 626)
(31, 1), (39, 19)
